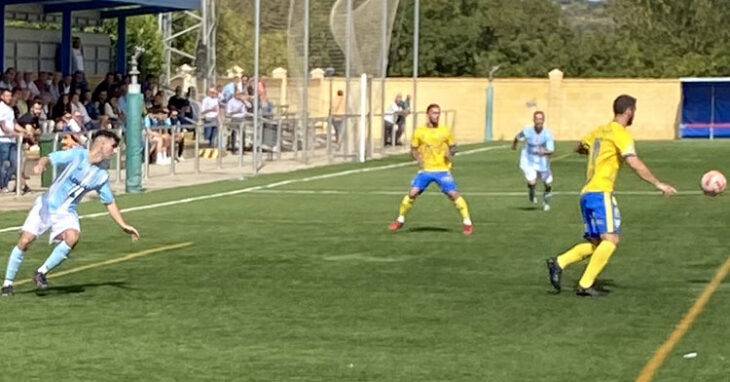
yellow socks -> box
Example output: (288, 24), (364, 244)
(578, 241), (617, 288)
(397, 195), (414, 222)
(556, 243), (595, 269)
(398, 195), (471, 225)
(454, 196), (472, 225)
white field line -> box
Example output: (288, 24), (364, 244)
(0, 145), (508, 233)
(248, 189), (705, 197)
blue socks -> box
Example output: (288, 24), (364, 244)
(38, 241), (72, 275)
(3, 246), (25, 286)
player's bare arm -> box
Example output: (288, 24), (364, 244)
(624, 155), (677, 195)
(33, 156), (51, 174)
(106, 202), (140, 241)
(537, 147), (553, 156)
(448, 145), (457, 158)
(512, 131), (525, 151)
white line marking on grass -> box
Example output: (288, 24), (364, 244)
(248, 189), (705, 197)
(0, 146), (508, 234)
(323, 253), (413, 262)
(14, 242), (194, 286)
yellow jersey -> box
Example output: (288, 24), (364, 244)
(581, 121), (636, 193)
(411, 125), (455, 172)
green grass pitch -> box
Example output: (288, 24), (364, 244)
(0, 140), (728, 381)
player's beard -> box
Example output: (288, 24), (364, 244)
(627, 115), (634, 126)
(429, 116), (439, 126)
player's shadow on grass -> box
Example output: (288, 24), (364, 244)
(516, 206), (541, 211)
(546, 279), (617, 295)
(405, 226), (452, 233)
(688, 279), (711, 284)
(19, 281), (134, 296)
(595, 279), (617, 293)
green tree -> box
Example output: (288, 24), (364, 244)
(609, 0), (730, 77)
(388, 0), (574, 77)
(104, 15), (164, 77)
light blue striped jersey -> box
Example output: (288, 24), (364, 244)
(518, 126), (554, 172)
(43, 148), (114, 214)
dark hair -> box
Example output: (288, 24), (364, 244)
(426, 103), (440, 113)
(613, 95), (636, 115)
(534, 110), (545, 118)
(30, 100), (43, 108)
(93, 129), (120, 147)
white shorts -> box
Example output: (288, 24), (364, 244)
(21, 197), (80, 243)
(521, 166), (553, 184)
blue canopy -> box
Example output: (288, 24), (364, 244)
(680, 78), (730, 139)
(1, 0), (200, 74)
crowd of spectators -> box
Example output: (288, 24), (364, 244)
(0, 65), (279, 192)
(202, 72), (274, 153)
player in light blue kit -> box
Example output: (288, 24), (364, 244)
(1, 130), (140, 296)
(512, 111), (555, 211)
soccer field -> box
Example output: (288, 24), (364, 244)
(1, 140), (729, 381)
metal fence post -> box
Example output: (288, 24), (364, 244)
(252, 118), (258, 173)
(194, 121), (201, 174)
(235, 121), (241, 167)
(52, 133), (59, 180)
(276, 115), (283, 160)
(116, 140), (122, 183)
(170, 125), (176, 175)
(217, 121), (224, 169)
(144, 134), (150, 180)
(15, 135), (22, 196)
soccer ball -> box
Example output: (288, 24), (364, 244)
(700, 170), (726, 196)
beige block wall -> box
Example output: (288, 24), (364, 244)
(558, 79), (681, 140)
(269, 71), (683, 144)
(320, 77), (487, 144)
(491, 79), (550, 141)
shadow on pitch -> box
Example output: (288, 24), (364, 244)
(687, 279), (711, 284)
(546, 279), (617, 295)
(18, 281), (134, 296)
(515, 206), (540, 211)
(405, 226), (453, 233)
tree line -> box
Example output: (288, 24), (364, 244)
(11, 0), (729, 78)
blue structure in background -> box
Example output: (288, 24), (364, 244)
(680, 78), (730, 139)
(0, 0), (199, 75)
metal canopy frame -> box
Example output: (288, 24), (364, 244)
(158, 0), (216, 91)
(0, 0), (200, 74)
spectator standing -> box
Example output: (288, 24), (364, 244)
(71, 37), (85, 73)
(384, 94), (406, 146)
(0, 89), (21, 192)
(201, 87), (220, 146)
(331, 90), (345, 143)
